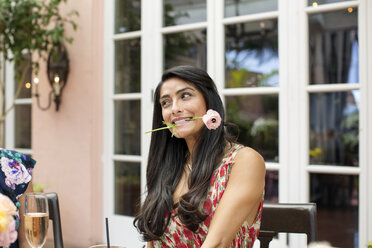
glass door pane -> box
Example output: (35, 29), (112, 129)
(115, 39), (141, 93)
(224, 0), (277, 17)
(15, 55), (32, 99)
(164, 30), (207, 70)
(15, 105), (31, 148)
(309, 9), (358, 85)
(225, 94), (279, 162)
(115, 161), (141, 216)
(308, 0), (354, 7)
(310, 174), (358, 247)
(114, 100), (141, 155)
(225, 19), (279, 88)
(115, 0), (141, 33)
(309, 91), (359, 167)
(163, 0), (206, 26)
(265, 170), (278, 203)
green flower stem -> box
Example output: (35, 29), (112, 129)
(144, 126), (174, 134)
(144, 117), (202, 134)
(190, 117), (202, 120)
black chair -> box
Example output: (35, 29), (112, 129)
(46, 193), (64, 248)
(258, 203), (317, 248)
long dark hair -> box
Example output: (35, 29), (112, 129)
(134, 65), (235, 241)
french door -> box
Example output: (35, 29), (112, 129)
(103, 1), (371, 247)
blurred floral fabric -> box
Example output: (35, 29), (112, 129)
(0, 148), (36, 248)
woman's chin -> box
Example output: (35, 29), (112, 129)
(170, 128), (188, 138)
(170, 131), (183, 138)
(172, 123), (205, 138)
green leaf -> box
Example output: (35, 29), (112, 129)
(65, 37), (73, 44)
(0, 0), (79, 68)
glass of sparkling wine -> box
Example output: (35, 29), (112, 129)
(24, 193), (49, 248)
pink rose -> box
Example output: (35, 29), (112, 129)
(0, 194), (17, 214)
(0, 194), (18, 248)
(0, 218), (17, 248)
(202, 110), (222, 130)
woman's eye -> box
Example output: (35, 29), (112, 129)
(181, 92), (191, 99)
(161, 100), (170, 107)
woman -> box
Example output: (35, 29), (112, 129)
(134, 66), (265, 247)
(0, 148), (36, 248)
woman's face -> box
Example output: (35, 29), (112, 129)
(159, 77), (207, 142)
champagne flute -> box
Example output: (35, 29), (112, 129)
(24, 193), (49, 248)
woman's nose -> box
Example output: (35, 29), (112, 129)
(171, 100), (182, 113)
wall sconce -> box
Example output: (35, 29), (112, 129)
(33, 43), (69, 111)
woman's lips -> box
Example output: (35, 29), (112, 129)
(172, 117), (192, 127)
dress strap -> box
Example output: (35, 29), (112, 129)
(223, 143), (244, 164)
(221, 143), (244, 179)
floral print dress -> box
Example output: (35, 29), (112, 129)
(152, 144), (264, 248)
(0, 148), (36, 248)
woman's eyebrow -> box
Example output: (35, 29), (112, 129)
(176, 87), (195, 95)
(160, 87), (195, 99)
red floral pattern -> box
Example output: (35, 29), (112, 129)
(152, 144), (264, 247)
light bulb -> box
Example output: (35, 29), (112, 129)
(54, 75), (60, 83)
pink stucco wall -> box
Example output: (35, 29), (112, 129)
(32, 0), (104, 247)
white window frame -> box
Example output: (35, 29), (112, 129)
(359, 0), (372, 246)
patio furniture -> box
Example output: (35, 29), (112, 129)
(258, 203), (317, 248)
(47, 193), (64, 248)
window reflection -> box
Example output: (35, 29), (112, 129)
(163, 0), (206, 27)
(309, 91), (359, 166)
(310, 174), (358, 248)
(115, 161), (141, 216)
(115, 0), (141, 33)
(114, 100), (141, 155)
(15, 105), (32, 149)
(225, 94), (278, 162)
(224, 0), (277, 17)
(308, 0), (353, 6)
(309, 9), (358, 84)
(115, 39), (141, 93)
(265, 170), (278, 203)
(225, 19), (278, 88)
(15, 55), (32, 99)
(164, 30), (207, 70)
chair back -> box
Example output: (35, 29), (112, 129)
(46, 193), (64, 248)
(258, 203), (317, 248)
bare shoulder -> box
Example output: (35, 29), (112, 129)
(235, 147), (265, 169)
(231, 147), (266, 178)
(225, 146), (265, 207)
